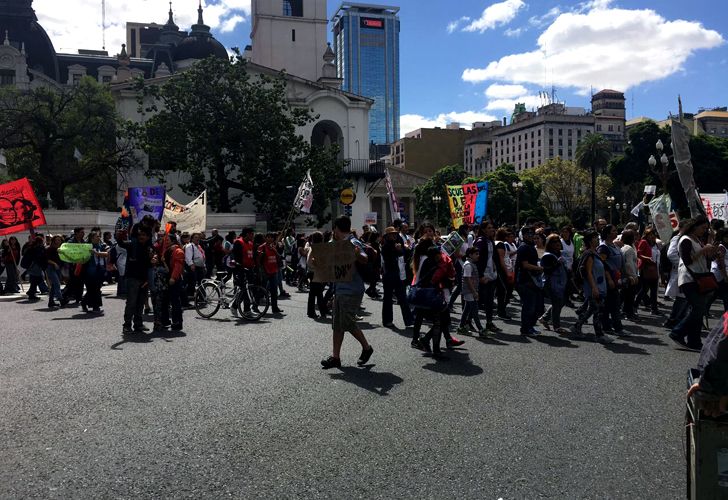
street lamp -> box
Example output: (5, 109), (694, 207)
(614, 202), (625, 225)
(432, 194), (442, 228)
(512, 181), (524, 228)
(606, 195), (615, 224)
(648, 138), (673, 193)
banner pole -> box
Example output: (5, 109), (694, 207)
(10, 246), (24, 293)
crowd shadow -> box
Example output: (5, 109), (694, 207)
(474, 336), (510, 347)
(421, 350), (484, 377)
(494, 332), (531, 344)
(328, 365), (403, 396)
(51, 312), (105, 321)
(534, 335), (579, 349)
(601, 342), (649, 355)
(110, 330), (187, 350)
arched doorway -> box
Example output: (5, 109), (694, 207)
(311, 120), (344, 160)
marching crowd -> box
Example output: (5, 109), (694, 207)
(1, 212), (725, 368)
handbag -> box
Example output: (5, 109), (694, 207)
(640, 261), (659, 281)
(407, 265), (447, 311)
(682, 247), (718, 294)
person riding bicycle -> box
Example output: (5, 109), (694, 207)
(232, 227), (256, 315)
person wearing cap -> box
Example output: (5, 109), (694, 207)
(381, 226), (413, 328)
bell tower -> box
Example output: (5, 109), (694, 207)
(250, 0), (328, 82)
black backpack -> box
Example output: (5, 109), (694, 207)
(659, 243), (672, 275)
(356, 244), (378, 284)
(573, 252), (593, 288)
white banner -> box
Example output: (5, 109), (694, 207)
(700, 193), (728, 222)
(384, 169), (402, 222)
(648, 194), (673, 243)
(293, 170), (314, 214)
(162, 191), (207, 233)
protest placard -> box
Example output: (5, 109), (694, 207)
(129, 186), (166, 221)
(162, 191), (207, 233)
(58, 243), (93, 264)
(446, 181), (489, 228)
(0, 178), (46, 236)
(309, 240), (356, 283)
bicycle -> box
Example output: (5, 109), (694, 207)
(194, 272), (270, 321)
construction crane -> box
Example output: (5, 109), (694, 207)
(101, 0), (106, 50)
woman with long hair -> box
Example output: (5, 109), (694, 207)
(539, 234), (569, 334)
(669, 216), (717, 350)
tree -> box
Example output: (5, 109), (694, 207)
(413, 165), (467, 228)
(521, 157), (589, 216)
(0, 77), (137, 209)
(132, 54), (340, 225)
(576, 133), (611, 222)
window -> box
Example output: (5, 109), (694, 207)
(549, 138), (553, 146)
(72, 73), (83, 85)
(292, 29), (296, 42)
(558, 139), (563, 146)
(559, 149), (563, 156)
(538, 140), (541, 147)
(577, 130), (582, 138)
(608, 124), (614, 132)
(538, 130), (541, 137)
(538, 150), (541, 156)
(558, 129), (563, 136)
(568, 139), (572, 146)
(548, 128), (553, 135)
(568, 129), (572, 136)
(549, 149), (553, 156)
(0, 69), (15, 86)
(102, 75), (112, 84)
(282, 0), (303, 16)
(531, 131), (534, 139)
(568, 149), (572, 157)
(596, 124), (602, 131)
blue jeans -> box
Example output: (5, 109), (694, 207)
(460, 300), (483, 330)
(672, 283), (710, 347)
(518, 284), (544, 334)
(47, 267), (63, 303)
(382, 272), (413, 326)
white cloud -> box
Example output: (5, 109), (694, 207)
(504, 27), (525, 38)
(33, 0), (250, 54)
(462, 0), (526, 33)
(400, 111), (499, 137)
(447, 16), (471, 34)
(485, 95), (542, 112)
(462, 3), (725, 93)
(528, 6), (561, 27)
(485, 83), (529, 99)
(220, 14), (244, 33)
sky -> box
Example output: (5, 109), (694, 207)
(33, 0), (727, 137)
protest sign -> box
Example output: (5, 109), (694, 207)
(293, 170), (314, 214)
(162, 191), (207, 233)
(0, 178), (46, 236)
(700, 193), (728, 222)
(446, 182), (489, 228)
(128, 186), (165, 221)
(58, 243), (93, 264)
(648, 194), (674, 243)
(309, 240), (356, 283)
(364, 212), (378, 225)
(115, 189), (133, 234)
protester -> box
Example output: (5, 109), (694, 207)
(494, 227), (514, 320)
(232, 228), (256, 316)
(321, 216), (374, 369)
(184, 232), (206, 299)
(456, 246), (486, 337)
(670, 215), (716, 351)
(23, 235), (47, 301)
(635, 227), (661, 315)
(119, 225), (152, 335)
(539, 234), (569, 334)
(166, 240), (186, 331)
(597, 224), (624, 334)
(473, 221), (501, 333)
(80, 231), (109, 313)
(259, 232), (283, 315)
(571, 231), (614, 343)
(2, 236), (21, 294)
(710, 228), (728, 312)
(515, 226), (544, 336)
(663, 222), (689, 329)
(381, 226), (413, 328)
(45, 235), (63, 309)
(61, 227), (86, 306)
(305, 231), (330, 320)
(620, 229), (639, 321)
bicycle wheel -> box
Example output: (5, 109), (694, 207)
(195, 282), (222, 318)
(239, 285), (270, 321)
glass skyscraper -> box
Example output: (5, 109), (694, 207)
(333, 3), (400, 151)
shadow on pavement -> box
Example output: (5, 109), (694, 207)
(474, 336), (510, 346)
(329, 365), (403, 396)
(601, 342), (649, 355)
(534, 335), (579, 349)
(110, 330), (187, 350)
(421, 350), (484, 377)
(494, 332), (531, 343)
(622, 334), (666, 346)
(51, 312), (105, 320)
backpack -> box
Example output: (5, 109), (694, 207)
(20, 250), (33, 269)
(573, 252), (594, 288)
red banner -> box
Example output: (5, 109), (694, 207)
(0, 178), (46, 236)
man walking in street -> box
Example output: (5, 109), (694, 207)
(321, 216), (374, 369)
(119, 226), (152, 336)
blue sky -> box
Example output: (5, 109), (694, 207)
(38, 0), (727, 136)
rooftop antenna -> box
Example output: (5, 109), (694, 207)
(101, 0), (106, 50)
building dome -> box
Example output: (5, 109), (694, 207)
(173, 2), (227, 62)
(0, 0), (58, 80)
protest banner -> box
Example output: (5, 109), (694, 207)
(648, 194), (674, 243)
(309, 240), (356, 283)
(0, 178), (46, 236)
(162, 191), (207, 233)
(128, 186), (166, 221)
(700, 193), (728, 222)
(58, 243), (93, 264)
(445, 181), (489, 228)
(364, 212), (378, 225)
(384, 169), (404, 221)
(115, 189), (133, 234)
(293, 170), (314, 214)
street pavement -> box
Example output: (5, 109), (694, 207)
(0, 284), (701, 499)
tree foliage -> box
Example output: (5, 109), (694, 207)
(0, 77), (137, 209)
(521, 157), (589, 216)
(131, 54), (343, 225)
(413, 164), (466, 228)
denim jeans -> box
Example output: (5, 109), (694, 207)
(124, 278), (147, 329)
(518, 284), (544, 334)
(672, 283), (710, 347)
(47, 267), (63, 303)
(382, 272), (413, 326)
(460, 300), (483, 330)
(574, 296), (605, 336)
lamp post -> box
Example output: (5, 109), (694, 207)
(648, 139), (673, 193)
(606, 195), (615, 224)
(432, 194), (442, 228)
(615, 202), (625, 225)
(512, 181), (524, 228)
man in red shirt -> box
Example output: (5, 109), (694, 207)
(259, 232), (283, 314)
(232, 227), (256, 315)
(167, 242), (186, 330)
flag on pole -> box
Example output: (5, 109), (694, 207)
(384, 168), (403, 222)
(293, 170), (314, 214)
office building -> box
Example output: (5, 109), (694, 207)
(464, 121), (503, 177)
(591, 89), (626, 154)
(333, 3), (400, 149)
(626, 106), (728, 139)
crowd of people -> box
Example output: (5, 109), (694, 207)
(2, 212), (725, 366)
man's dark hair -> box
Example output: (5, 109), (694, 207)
(241, 227), (254, 237)
(73, 227), (84, 234)
(621, 229), (636, 246)
(583, 230), (599, 247)
(392, 219), (402, 230)
(466, 246), (479, 257)
(600, 224), (615, 241)
(334, 216), (352, 233)
(522, 225), (535, 235)
(136, 226), (152, 237)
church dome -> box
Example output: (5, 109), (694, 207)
(173, 2), (227, 62)
(0, 0), (58, 81)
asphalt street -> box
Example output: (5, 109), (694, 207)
(0, 285), (701, 499)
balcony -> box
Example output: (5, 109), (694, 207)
(343, 159), (386, 181)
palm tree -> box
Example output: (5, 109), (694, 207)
(576, 133), (612, 223)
